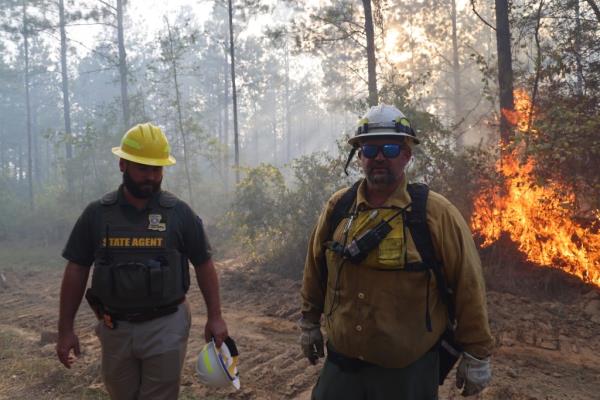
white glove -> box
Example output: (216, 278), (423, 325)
(456, 352), (491, 396)
(298, 318), (324, 365)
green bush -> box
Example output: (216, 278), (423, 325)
(225, 154), (351, 277)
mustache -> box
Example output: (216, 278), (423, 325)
(367, 164), (390, 173)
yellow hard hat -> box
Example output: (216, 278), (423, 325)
(112, 123), (176, 166)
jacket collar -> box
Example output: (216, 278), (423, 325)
(355, 175), (411, 210)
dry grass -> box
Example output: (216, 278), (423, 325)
(0, 327), (107, 400)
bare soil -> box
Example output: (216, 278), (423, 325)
(0, 258), (599, 400)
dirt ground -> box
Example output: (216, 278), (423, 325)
(0, 257), (599, 400)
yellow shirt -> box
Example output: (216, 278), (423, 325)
(301, 178), (493, 368)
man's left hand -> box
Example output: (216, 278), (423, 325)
(205, 315), (228, 348)
(456, 352), (491, 396)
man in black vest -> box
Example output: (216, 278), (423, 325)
(300, 105), (493, 399)
(56, 123), (229, 399)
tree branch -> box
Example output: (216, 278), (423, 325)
(584, 0), (600, 23)
(97, 0), (117, 12)
(311, 14), (366, 49)
(470, 0), (496, 30)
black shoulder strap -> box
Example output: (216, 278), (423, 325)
(328, 180), (361, 240)
(318, 180), (361, 292)
(406, 183), (456, 323)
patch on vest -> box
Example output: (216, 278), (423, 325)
(148, 214), (166, 231)
(102, 236), (165, 248)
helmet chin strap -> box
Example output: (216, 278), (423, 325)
(344, 147), (357, 176)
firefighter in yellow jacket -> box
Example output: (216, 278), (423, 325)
(300, 105), (493, 399)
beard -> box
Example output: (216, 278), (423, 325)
(123, 169), (162, 199)
(366, 165), (397, 186)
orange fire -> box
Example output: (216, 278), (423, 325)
(471, 89), (600, 286)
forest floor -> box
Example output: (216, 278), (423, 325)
(0, 255), (599, 400)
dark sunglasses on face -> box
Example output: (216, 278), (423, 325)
(360, 143), (404, 159)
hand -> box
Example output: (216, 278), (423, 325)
(456, 352), (492, 396)
(298, 318), (324, 365)
(205, 315), (228, 348)
(56, 330), (81, 369)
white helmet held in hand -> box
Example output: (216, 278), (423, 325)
(196, 337), (240, 390)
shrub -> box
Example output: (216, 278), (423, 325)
(225, 154), (351, 278)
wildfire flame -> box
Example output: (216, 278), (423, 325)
(471, 89), (600, 286)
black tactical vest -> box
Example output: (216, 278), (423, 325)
(89, 190), (190, 313)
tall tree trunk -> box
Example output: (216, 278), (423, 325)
(165, 19), (194, 209)
(46, 137), (51, 182)
(0, 127), (5, 176)
(18, 142), (23, 182)
(58, 0), (74, 192)
(495, 0), (515, 146)
(574, 0), (584, 96)
(22, 0), (33, 210)
(58, 0), (72, 159)
(362, 0), (378, 106)
(451, 0), (463, 146)
(272, 114), (277, 165)
(227, 0), (240, 184)
(284, 36), (291, 163)
(222, 50), (230, 190)
(33, 110), (41, 184)
(117, 0), (130, 129)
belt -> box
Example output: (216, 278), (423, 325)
(326, 342), (376, 372)
(106, 297), (185, 323)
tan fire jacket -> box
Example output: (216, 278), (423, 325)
(301, 178), (493, 368)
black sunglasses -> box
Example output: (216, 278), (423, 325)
(360, 144), (404, 159)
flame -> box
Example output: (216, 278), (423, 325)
(501, 88), (536, 133)
(471, 90), (600, 286)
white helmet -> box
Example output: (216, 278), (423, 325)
(196, 337), (240, 390)
(348, 104), (419, 146)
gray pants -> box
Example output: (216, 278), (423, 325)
(95, 302), (192, 400)
(312, 350), (439, 400)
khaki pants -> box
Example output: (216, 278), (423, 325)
(95, 302), (192, 400)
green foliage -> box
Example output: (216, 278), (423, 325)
(220, 164), (285, 262)
(525, 91), (600, 211)
(230, 163), (286, 241)
(225, 154), (351, 278)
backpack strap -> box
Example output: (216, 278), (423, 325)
(319, 180), (361, 292)
(405, 183), (456, 324)
(328, 180), (361, 240)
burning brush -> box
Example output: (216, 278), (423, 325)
(471, 89), (600, 287)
